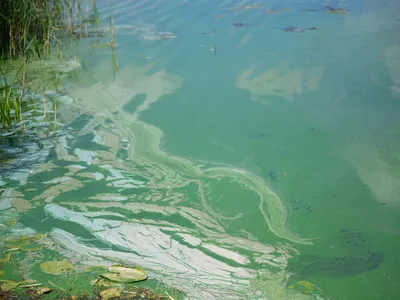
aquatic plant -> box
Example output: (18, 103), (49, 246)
(0, 0), (106, 131)
(1, 0), (59, 59)
(0, 60), (26, 130)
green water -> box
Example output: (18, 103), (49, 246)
(2, 0), (400, 299)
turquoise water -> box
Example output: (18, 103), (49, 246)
(2, 0), (400, 299)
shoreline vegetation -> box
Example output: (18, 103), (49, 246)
(0, 0), (118, 131)
(0, 1), (172, 299)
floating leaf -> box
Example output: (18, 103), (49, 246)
(4, 219), (17, 226)
(1, 280), (21, 291)
(92, 278), (121, 287)
(20, 243), (46, 251)
(90, 279), (99, 286)
(297, 280), (314, 291)
(100, 288), (121, 300)
(85, 265), (107, 273)
(100, 265), (147, 283)
(0, 254), (11, 263)
(31, 234), (47, 241)
(5, 236), (29, 249)
(37, 286), (52, 295)
(40, 260), (74, 275)
(0, 271), (5, 276)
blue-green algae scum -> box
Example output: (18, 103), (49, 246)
(1, 0), (400, 299)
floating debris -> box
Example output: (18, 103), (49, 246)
(288, 280), (324, 296)
(72, 29), (108, 38)
(92, 43), (117, 49)
(297, 280), (315, 291)
(325, 6), (347, 14)
(99, 288), (121, 300)
(210, 44), (217, 54)
(268, 172), (279, 181)
(266, 8), (290, 14)
(282, 27), (318, 32)
(100, 265), (147, 283)
(202, 30), (216, 36)
(36, 287), (52, 296)
(227, 4), (262, 11)
(157, 32), (177, 39)
(232, 22), (258, 28)
(40, 260), (74, 275)
(233, 22), (245, 27)
(283, 27), (305, 32)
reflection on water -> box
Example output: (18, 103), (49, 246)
(2, 0), (400, 299)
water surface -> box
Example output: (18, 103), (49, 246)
(2, 0), (400, 299)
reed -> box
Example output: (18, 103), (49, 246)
(0, 0), (109, 132)
(0, 0), (85, 131)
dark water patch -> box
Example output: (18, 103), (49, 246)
(268, 171), (279, 181)
(66, 113), (94, 131)
(116, 147), (128, 160)
(52, 181), (110, 203)
(71, 132), (110, 152)
(287, 252), (383, 279)
(28, 168), (69, 185)
(337, 228), (367, 248)
(118, 187), (150, 197)
(123, 94), (147, 114)
(18, 207), (107, 246)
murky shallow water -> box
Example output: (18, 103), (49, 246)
(2, 0), (400, 299)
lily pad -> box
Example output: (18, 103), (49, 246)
(4, 219), (17, 226)
(40, 260), (74, 275)
(1, 280), (21, 291)
(5, 236), (29, 249)
(100, 288), (121, 300)
(0, 254), (11, 263)
(100, 265), (147, 283)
